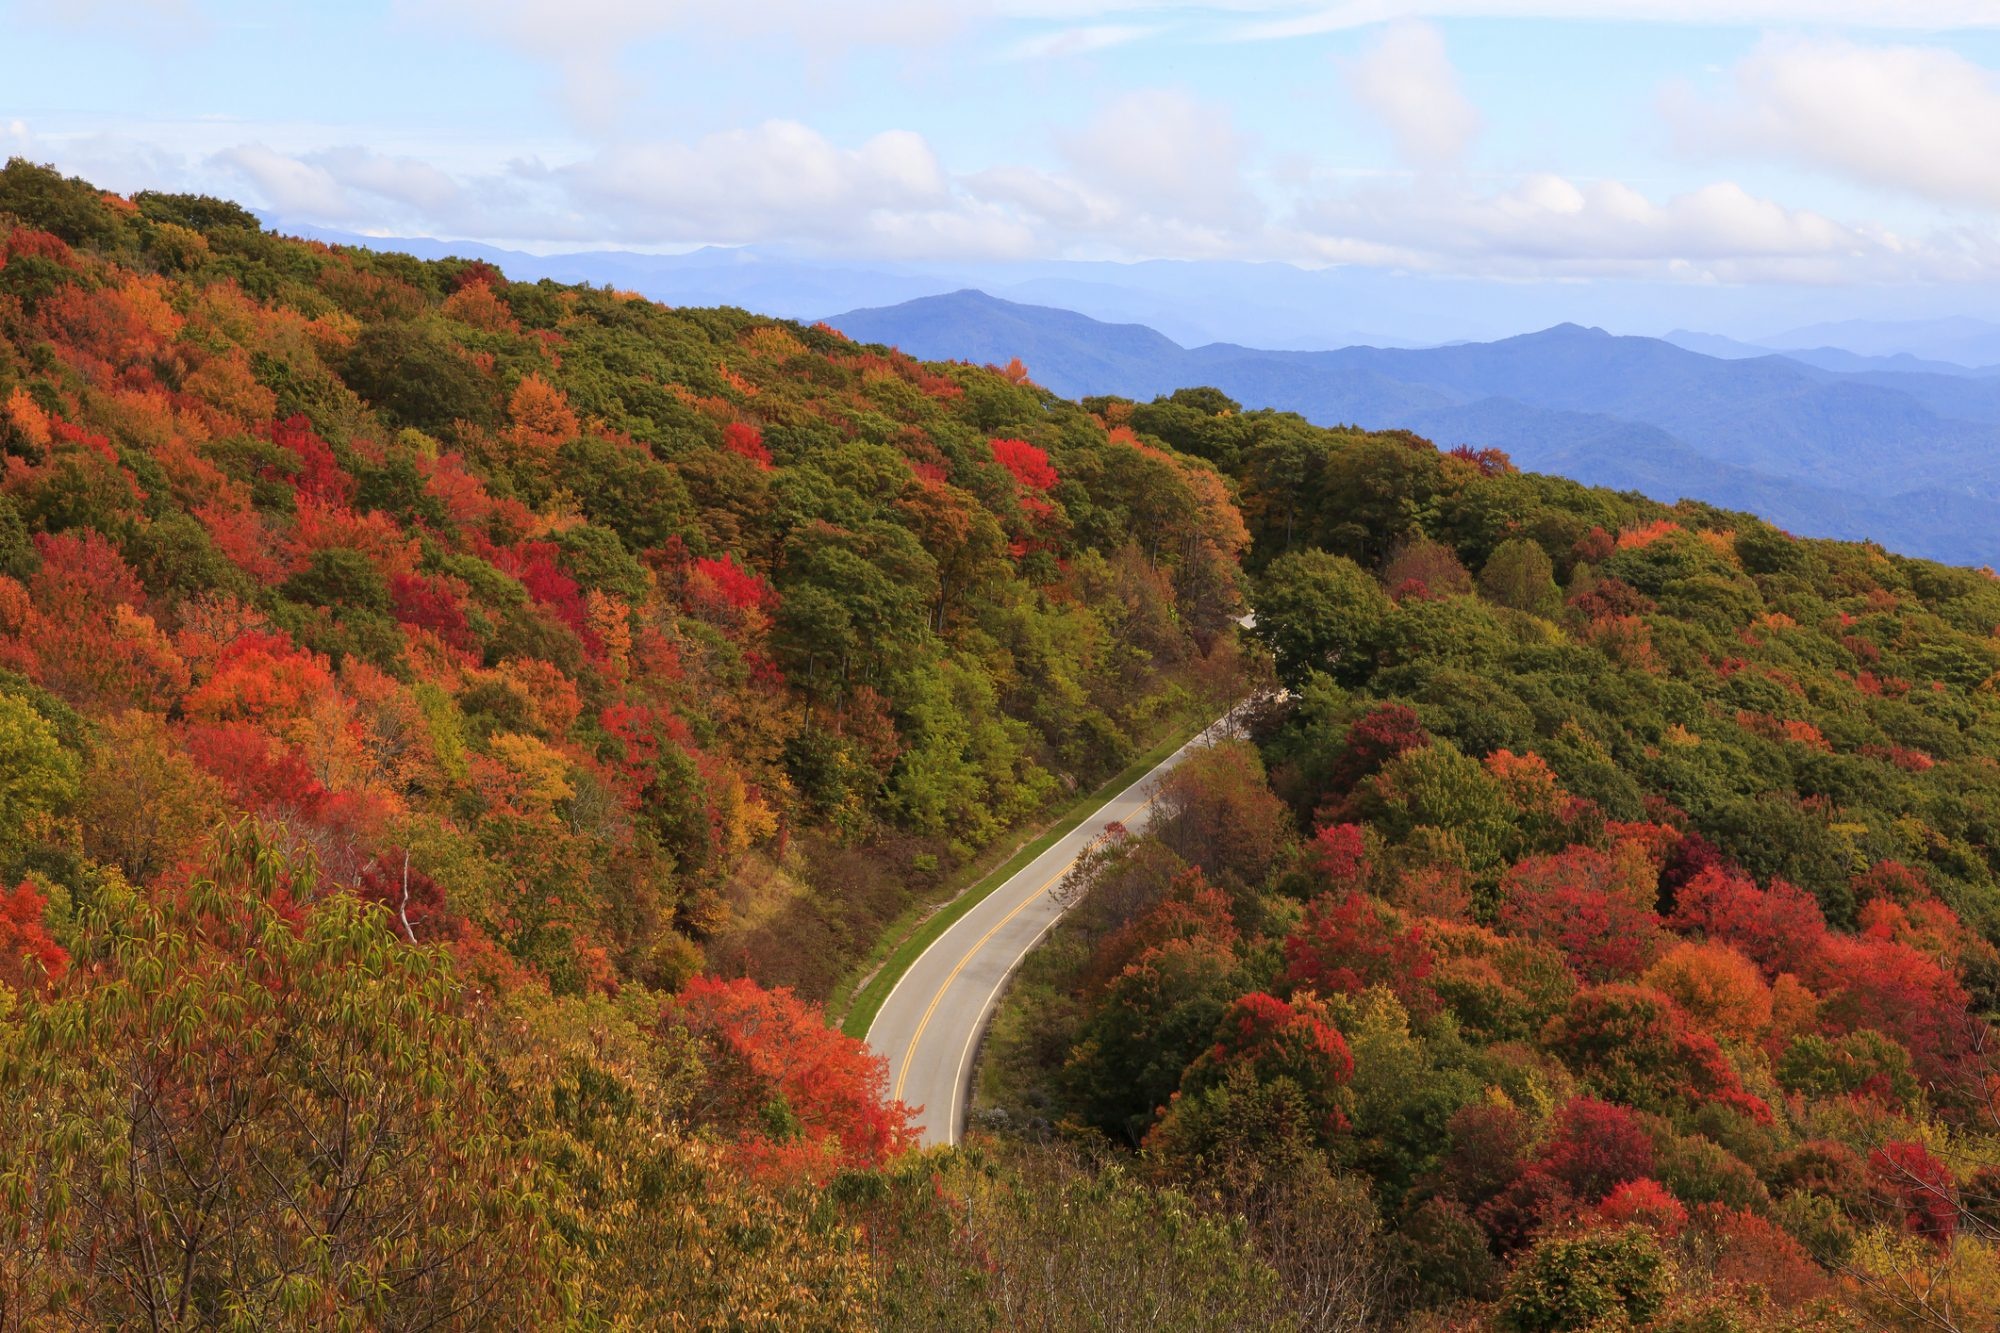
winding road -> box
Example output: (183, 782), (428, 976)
(867, 708), (1241, 1147)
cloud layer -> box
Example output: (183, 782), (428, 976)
(1671, 36), (2000, 211)
(3, 109), (1956, 288)
(13, 6), (2000, 287)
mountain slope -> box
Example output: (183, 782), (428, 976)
(830, 292), (2000, 565)
(10, 161), (2000, 1331)
(829, 288), (1186, 396)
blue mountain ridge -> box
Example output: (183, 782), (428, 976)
(829, 291), (2000, 567)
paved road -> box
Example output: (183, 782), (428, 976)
(868, 709), (1239, 1146)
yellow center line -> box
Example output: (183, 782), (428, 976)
(891, 790), (1163, 1106)
(893, 859), (1073, 1102)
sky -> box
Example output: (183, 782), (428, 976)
(8, 1), (2000, 338)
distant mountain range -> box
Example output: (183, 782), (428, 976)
(281, 220), (2000, 361)
(1660, 330), (1999, 379)
(1766, 316), (2000, 370)
(829, 290), (2000, 567)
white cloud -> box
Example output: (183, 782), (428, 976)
(211, 144), (357, 220)
(559, 122), (953, 243)
(1669, 36), (2000, 211)
(307, 147), (466, 214)
(1234, 2), (2000, 40)
(1340, 20), (1479, 169)
(211, 144), (517, 232)
(966, 164), (1123, 231)
(1289, 173), (1955, 282)
(1003, 23), (1158, 60)
(1058, 89), (1260, 229)
(410, 0), (971, 51)
(22, 105), (2000, 285)
(8, 0), (205, 37)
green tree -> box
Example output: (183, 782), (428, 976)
(1480, 537), (1563, 618)
(341, 321), (497, 431)
(0, 688), (80, 861)
(1499, 1226), (1669, 1332)
(1253, 549), (1390, 688)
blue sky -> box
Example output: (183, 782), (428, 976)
(8, 2), (2000, 311)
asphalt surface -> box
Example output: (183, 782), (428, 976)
(867, 710), (1238, 1146)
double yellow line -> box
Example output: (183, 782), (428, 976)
(891, 859), (1073, 1103)
(890, 796), (1158, 1106)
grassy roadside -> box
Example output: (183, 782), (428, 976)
(832, 705), (1217, 1040)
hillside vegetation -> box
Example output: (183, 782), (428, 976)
(978, 388), (2000, 1329)
(0, 159), (1255, 1326)
(3, 158), (1999, 1329)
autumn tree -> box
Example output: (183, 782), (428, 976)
(0, 824), (567, 1327)
(1148, 740), (1294, 894)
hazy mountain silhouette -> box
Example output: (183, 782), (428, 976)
(1663, 330), (1993, 378)
(831, 292), (2000, 565)
(1764, 317), (2000, 369)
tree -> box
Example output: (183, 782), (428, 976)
(478, 990), (878, 1330)
(1381, 535), (1471, 601)
(1072, 930), (1242, 1143)
(1362, 739), (1516, 876)
(1180, 991), (1354, 1125)
(80, 709), (227, 882)
(1870, 1141), (1959, 1244)
(1642, 939), (1772, 1041)
(1500, 842), (1668, 982)
(1148, 741), (1294, 894)
(0, 878), (66, 994)
(1670, 865), (1828, 978)
(1480, 537), (1563, 617)
(341, 321), (496, 430)
(1594, 1179), (1686, 1236)
(990, 437), (1057, 492)
(1440, 1100), (1534, 1208)
(666, 974), (914, 1183)
(556, 434), (695, 550)
(1312, 703), (1431, 825)
(1498, 1226), (1669, 1332)
(0, 159), (128, 248)
(868, 1138), (1299, 1332)
(1535, 1097), (1655, 1204)
(1545, 983), (1772, 1123)
(1253, 549), (1390, 688)
(1280, 891), (1432, 1012)
(0, 824), (566, 1327)
(0, 687), (79, 861)
(505, 372), (579, 458)
(133, 189), (261, 233)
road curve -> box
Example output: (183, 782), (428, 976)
(868, 709), (1239, 1147)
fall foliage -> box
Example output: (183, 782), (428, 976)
(8, 158), (2000, 1329)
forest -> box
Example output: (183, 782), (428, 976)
(0, 156), (1997, 1329)
(980, 392), (2000, 1329)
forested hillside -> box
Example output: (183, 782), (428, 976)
(5, 157), (2000, 1330)
(0, 160), (1257, 1326)
(982, 389), (2000, 1330)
